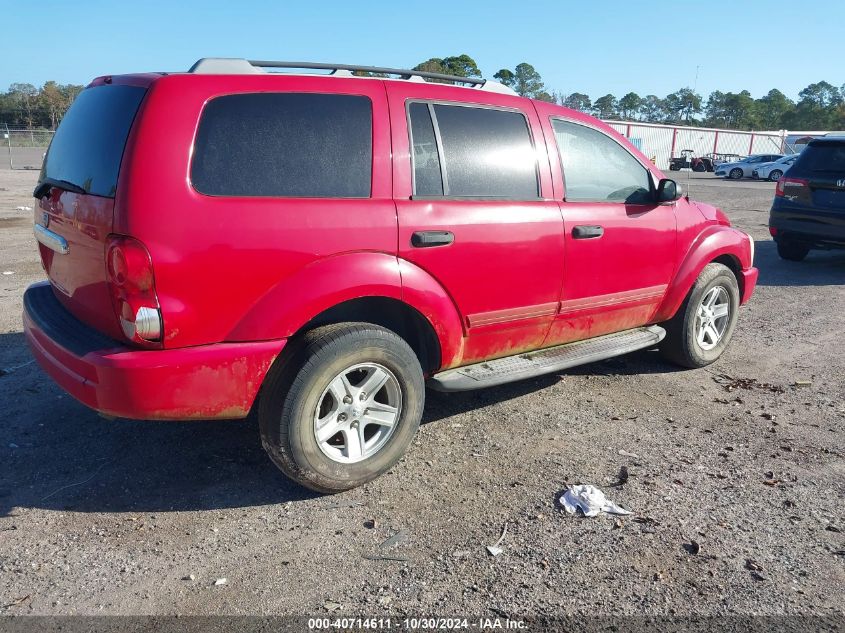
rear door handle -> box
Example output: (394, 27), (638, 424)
(411, 230), (454, 248)
(572, 225), (604, 239)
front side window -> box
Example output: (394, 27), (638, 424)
(552, 119), (652, 204)
(408, 102), (538, 199)
(191, 93), (372, 197)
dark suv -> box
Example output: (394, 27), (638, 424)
(769, 138), (845, 261)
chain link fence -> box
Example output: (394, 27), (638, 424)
(2, 126), (54, 170)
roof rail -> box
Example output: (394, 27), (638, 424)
(187, 58), (517, 95)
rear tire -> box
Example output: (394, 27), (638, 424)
(259, 323), (425, 493)
(660, 263), (740, 369)
(729, 168), (743, 180)
(776, 240), (810, 262)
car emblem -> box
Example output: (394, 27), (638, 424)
(42, 212), (50, 228)
(837, 178), (845, 188)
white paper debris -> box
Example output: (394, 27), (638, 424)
(485, 522), (508, 557)
(2, 271), (13, 275)
(15, 206), (33, 211)
(560, 484), (632, 517)
(214, 577), (227, 586)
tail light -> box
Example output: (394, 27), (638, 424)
(105, 235), (162, 347)
(769, 227), (778, 237)
(775, 177), (809, 198)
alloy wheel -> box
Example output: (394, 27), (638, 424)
(313, 363), (402, 464)
(695, 286), (730, 351)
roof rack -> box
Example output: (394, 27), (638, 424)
(187, 58), (517, 95)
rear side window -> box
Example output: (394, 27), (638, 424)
(192, 93), (372, 197)
(408, 102), (538, 199)
(793, 143), (845, 173)
(40, 85), (146, 198)
(552, 119), (652, 204)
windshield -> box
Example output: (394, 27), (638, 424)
(39, 84), (146, 198)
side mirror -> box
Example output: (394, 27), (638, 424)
(656, 178), (682, 203)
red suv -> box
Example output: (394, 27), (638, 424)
(25, 58), (758, 492)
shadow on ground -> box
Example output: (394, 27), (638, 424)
(755, 239), (845, 287)
(0, 332), (569, 516)
(1, 331), (318, 515)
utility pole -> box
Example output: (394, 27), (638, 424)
(4, 123), (12, 170)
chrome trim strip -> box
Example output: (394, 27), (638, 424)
(558, 284), (668, 315)
(34, 224), (69, 255)
(467, 301), (560, 329)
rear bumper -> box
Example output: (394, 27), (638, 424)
(740, 267), (758, 305)
(769, 210), (845, 249)
(23, 282), (285, 420)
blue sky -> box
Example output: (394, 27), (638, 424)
(2, 0), (842, 101)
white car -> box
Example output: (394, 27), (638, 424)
(714, 154), (783, 179)
(751, 154), (799, 181)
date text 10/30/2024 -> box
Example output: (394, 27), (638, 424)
(307, 617), (528, 630)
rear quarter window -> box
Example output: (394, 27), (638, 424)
(191, 93), (372, 198)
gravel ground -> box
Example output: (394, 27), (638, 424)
(0, 169), (843, 619)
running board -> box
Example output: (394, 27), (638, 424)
(429, 326), (666, 392)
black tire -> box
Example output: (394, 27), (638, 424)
(669, 164), (679, 171)
(729, 168), (743, 180)
(776, 240), (810, 262)
(660, 263), (740, 369)
(768, 169), (783, 182)
(693, 161), (706, 172)
(258, 323), (425, 493)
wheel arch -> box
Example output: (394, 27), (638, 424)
(295, 296), (443, 375)
(710, 253), (744, 297)
(654, 226), (751, 322)
(227, 252), (465, 373)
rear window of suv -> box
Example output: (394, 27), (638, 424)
(40, 84), (146, 198)
(793, 142), (845, 173)
(191, 93), (372, 198)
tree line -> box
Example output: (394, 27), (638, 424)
(0, 82), (83, 129)
(414, 55), (845, 131)
(2, 54), (843, 132)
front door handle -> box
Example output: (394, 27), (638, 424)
(572, 225), (604, 239)
(411, 230), (454, 248)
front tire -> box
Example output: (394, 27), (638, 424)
(729, 168), (743, 180)
(259, 323), (425, 493)
(776, 240), (810, 262)
(660, 263), (740, 369)
(768, 169), (783, 182)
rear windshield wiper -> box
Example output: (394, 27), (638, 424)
(33, 177), (87, 200)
